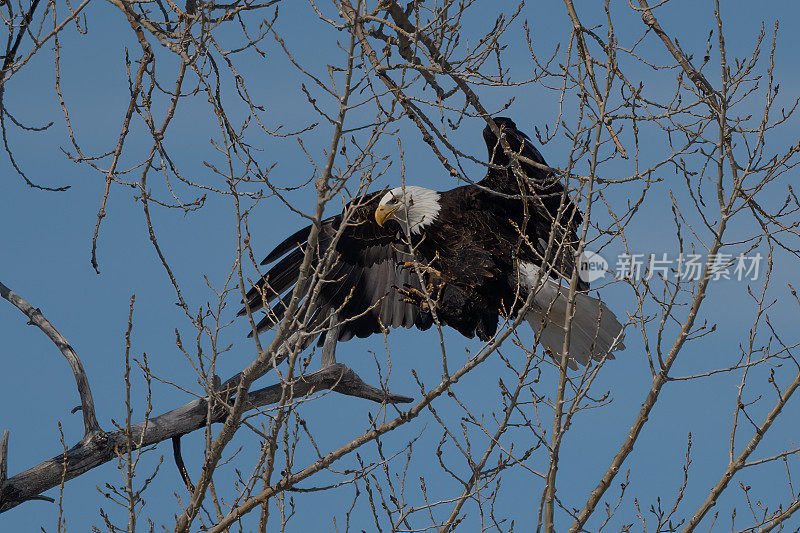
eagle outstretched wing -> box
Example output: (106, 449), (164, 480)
(238, 192), (433, 343)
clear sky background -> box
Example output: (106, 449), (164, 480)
(2, 0), (800, 531)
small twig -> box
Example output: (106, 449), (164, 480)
(89, 14), (154, 274)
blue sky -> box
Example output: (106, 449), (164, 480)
(2, 0), (800, 531)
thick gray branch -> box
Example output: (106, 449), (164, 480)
(0, 363), (410, 513)
(0, 281), (101, 436)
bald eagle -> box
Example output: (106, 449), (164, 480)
(240, 118), (624, 368)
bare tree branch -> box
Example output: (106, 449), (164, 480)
(0, 281), (101, 437)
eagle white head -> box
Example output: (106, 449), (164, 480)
(375, 186), (441, 235)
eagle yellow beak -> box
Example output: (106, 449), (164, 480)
(375, 205), (397, 227)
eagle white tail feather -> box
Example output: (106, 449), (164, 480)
(525, 280), (625, 369)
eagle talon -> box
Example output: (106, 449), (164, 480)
(397, 285), (431, 311)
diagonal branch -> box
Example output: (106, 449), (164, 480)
(637, 0), (720, 113)
(757, 496), (800, 533)
(0, 281), (101, 437)
(340, 0), (461, 179)
(683, 365), (800, 532)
